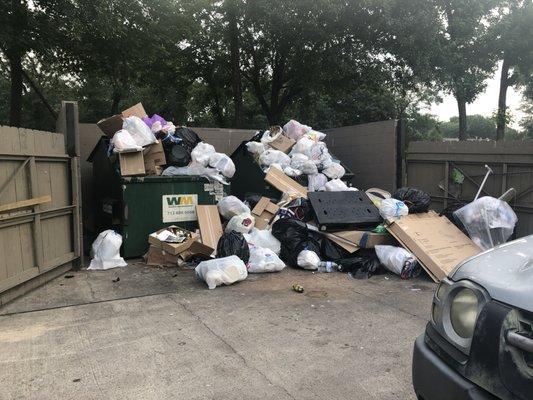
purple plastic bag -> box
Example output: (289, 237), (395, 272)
(142, 114), (167, 129)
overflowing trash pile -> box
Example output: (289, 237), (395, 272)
(96, 102), (234, 183)
(89, 114), (520, 290)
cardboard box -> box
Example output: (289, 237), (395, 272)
(251, 197), (280, 230)
(178, 241), (214, 261)
(196, 205), (223, 250)
(326, 230), (396, 249)
(269, 134), (295, 153)
(97, 114), (123, 137)
(148, 226), (201, 256)
(386, 211), (482, 282)
(119, 150), (145, 176)
(265, 168), (308, 198)
(121, 102), (147, 119)
(144, 245), (180, 267)
(96, 102), (147, 137)
(143, 140), (166, 175)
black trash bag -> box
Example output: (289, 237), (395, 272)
(216, 231), (250, 263)
(336, 249), (382, 279)
(271, 218), (309, 245)
(286, 198), (313, 222)
(175, 127), (201, 151)
(280, 238), (321, 268)
(393, 187), (431, 214)
(321, 238), (351, 261)
(166, 144), (191, 167)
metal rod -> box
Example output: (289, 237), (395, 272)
(474, 165), (493, 201)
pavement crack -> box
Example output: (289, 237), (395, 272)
(173, 296), (297, 400)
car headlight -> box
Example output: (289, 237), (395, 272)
(430, 279), (489, 355)
(450, 288), (478, 338)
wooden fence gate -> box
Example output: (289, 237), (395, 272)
(0, 102), (82, 305)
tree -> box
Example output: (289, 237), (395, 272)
(492, 1), (533, 139)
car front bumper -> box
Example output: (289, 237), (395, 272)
(412, 335), (497, 400)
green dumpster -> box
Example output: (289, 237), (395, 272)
(89, 138), (228, 258)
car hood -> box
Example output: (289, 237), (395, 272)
(451, 235), (533, 312)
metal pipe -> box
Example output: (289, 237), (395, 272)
(474, 165), (493, 201)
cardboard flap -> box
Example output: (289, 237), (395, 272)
(122, 103), (148, 119)
(386, 211), (481, 282)
(265, 168), (307, 199)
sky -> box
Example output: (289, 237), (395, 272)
(421, 62), (525, 129)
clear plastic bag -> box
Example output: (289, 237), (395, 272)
(209, 153), (235, 178)
(323, 163), (345, 179)
(306, 130), (326, 141)
(260, 128), (282, 146)
(195, 255), (248, 289)
(297, 250), (320, 270)
(243, 228), (281, 255)
(375, 245), (417, 278)
(283, 166), (302, 178)
(299, 160), (318, 175)
(307, 173), (328, 192)
(111, 130), (142, 153)
(247, 246), (286, 273)
(217, 196), (251, 219)
(161, 164), (228, 184)
(88, 230), (127, 270)
(283, 120), (312, 141)
(379, 198), (409, 220)
(259, 149), (291, 167)
(122, 116), (157, 147)
(191, 142), (216, 166)
(453, 196), (518, 250)
(225, 213), (255, 234)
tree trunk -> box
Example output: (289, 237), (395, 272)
(227, 0), (243, 128)
(110, 91), (121, 115)
(457, 98), (467, 140)
(496, 58), (510, 141)
(8, 52), (23, 127)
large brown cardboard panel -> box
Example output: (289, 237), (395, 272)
(196, 205), (223, 250)
(386, 211), (481, 282)
(121, 103), (148, 119)
(251, 197), (280, 230)
(97, 115), (123, 137)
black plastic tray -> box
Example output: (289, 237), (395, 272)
(308, 191), (382, 231)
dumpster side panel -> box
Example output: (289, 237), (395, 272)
(121, 177), (228, 258)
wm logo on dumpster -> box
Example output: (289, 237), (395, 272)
(162, 194), (198, 223)
(166, 195), (195, 206)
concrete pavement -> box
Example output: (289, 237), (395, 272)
(0, 263), (435, 399)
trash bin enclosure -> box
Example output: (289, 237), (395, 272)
(230, 142), (355, 200)
(89, 138), (228, 258)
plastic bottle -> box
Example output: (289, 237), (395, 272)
(317, 261), (338, 273)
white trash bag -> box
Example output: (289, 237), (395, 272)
(323, 163), (345, 179)
(259, 149), (291, 167)
(379, 198), (409, 220)
(306, 130), (326, 141)
(246, 141), (266, 155)
(122, 116), (157, 147)
(111, 130), (142, 153)
(308, 173), (328, 192)
(283, 119), (312, 141)
(195, 255), (247, 290)
(290, 153), (310, 170)
(297, 250), (320, 270)
(243, 228), (281, 255)
(247, 246), (286, 273)
(283, 166), (302, 178)
(191, 142), (216, 166)
(299, 160), (318, 175)
(225, 213), (255, 234)
(209, 152), (235, 178)
(217, 196), (251, 219)
(291, 136), (315, 157)
(454, 196), (518, 250)
(260, 127), (283, 146)
(88, 230), (127, 270)
(325, 179), (357, 192)
(375, 245), (417, 277)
